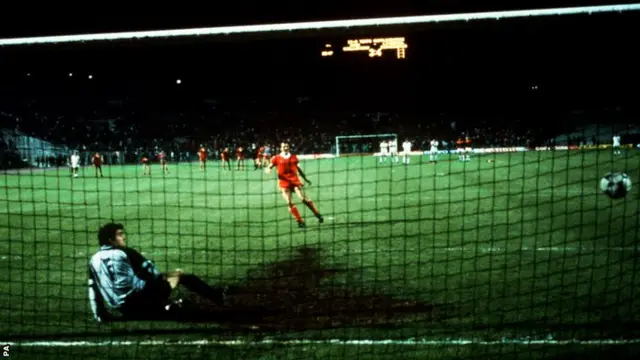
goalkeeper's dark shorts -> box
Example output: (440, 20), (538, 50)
(119, 278), (172, 319)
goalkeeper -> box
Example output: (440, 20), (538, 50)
(88, 223), (226, 322)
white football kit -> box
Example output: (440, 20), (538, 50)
(613, 136), (621, 147)
(389, 140), (398, 155)
(613, 135), (621, 155)
(70, 154), (80, 177)
(380, 141), (389, 154)
(430, 140), (439, 154)
(379, 141), (389, 162)
(401, 141), (412, 164)
(389, 140), (399, 162)
(71, 154), (80, 168)
(429, 140), (439, 162)
(402, 141), (411, 154)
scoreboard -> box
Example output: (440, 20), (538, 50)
(321, 37), (407, 59)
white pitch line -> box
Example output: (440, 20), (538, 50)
(360, 191), (599, 201)
(4, 338), (640, 347)
(344, 246), (640, 254)
(1, 246), (638, 261)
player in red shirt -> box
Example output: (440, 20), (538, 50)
(158, 151), (169, 175)
(220, 147), (231, 170)
(198, 146), (207, 171)
(266, 142), (323, 228)
(92, 152), (104, 177)
(236, 146), (245, 170)
(141, 156), (151, 175)
(255, 146), (265, 170)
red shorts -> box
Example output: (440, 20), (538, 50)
(279, 178), (303, 190)
(199, 158), (206, 162)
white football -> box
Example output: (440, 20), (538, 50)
(600, 172), (632, 199)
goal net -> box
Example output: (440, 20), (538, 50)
(335, 133), (397, 156)
(2, 4), (640, 360)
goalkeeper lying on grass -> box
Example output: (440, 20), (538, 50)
(88, 222), (226, 322)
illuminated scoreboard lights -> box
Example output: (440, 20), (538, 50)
(321, 37), (407, 59)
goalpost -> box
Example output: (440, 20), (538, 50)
(335, 134), (397, 157)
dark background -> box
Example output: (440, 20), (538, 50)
(0, 0), (638, 158)
(0, 1), (638, 111)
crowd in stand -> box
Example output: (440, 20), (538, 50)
(0, 94), (634, 169)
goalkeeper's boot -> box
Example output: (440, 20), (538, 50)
(165, 298), (183, 312)
(298, 221), (306, 229)
(317, 215), (324, 223)
(165, 298), (184, 320)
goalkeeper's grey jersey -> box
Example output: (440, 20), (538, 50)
(88, 245), (161, 315)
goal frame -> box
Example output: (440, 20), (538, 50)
(335, 133), (397, 157)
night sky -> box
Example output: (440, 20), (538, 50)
(0, 1), (638, 113)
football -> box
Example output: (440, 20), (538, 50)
(600, 172), (632, 199)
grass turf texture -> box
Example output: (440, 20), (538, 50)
(1, 150), (639, 359)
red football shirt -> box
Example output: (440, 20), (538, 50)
(271, 153), (300, 184)
(199, 148), (207, 160)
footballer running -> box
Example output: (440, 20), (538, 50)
(265, 142), (324, 228)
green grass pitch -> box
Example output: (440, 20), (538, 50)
(1, 150), (639, 359)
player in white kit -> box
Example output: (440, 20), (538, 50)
(402, 139), (412, 164)
(429, 139), (439, 164)
(389, 138), (399, 163)
(379, 140), (389, 163)
(70, 151), (81, 178)
(613, 134), (621, 156)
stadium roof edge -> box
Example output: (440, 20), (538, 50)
(1, 3), (639, 46)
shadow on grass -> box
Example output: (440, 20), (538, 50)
(176, 245), (444, 330)
(5, 246), (448, 340)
